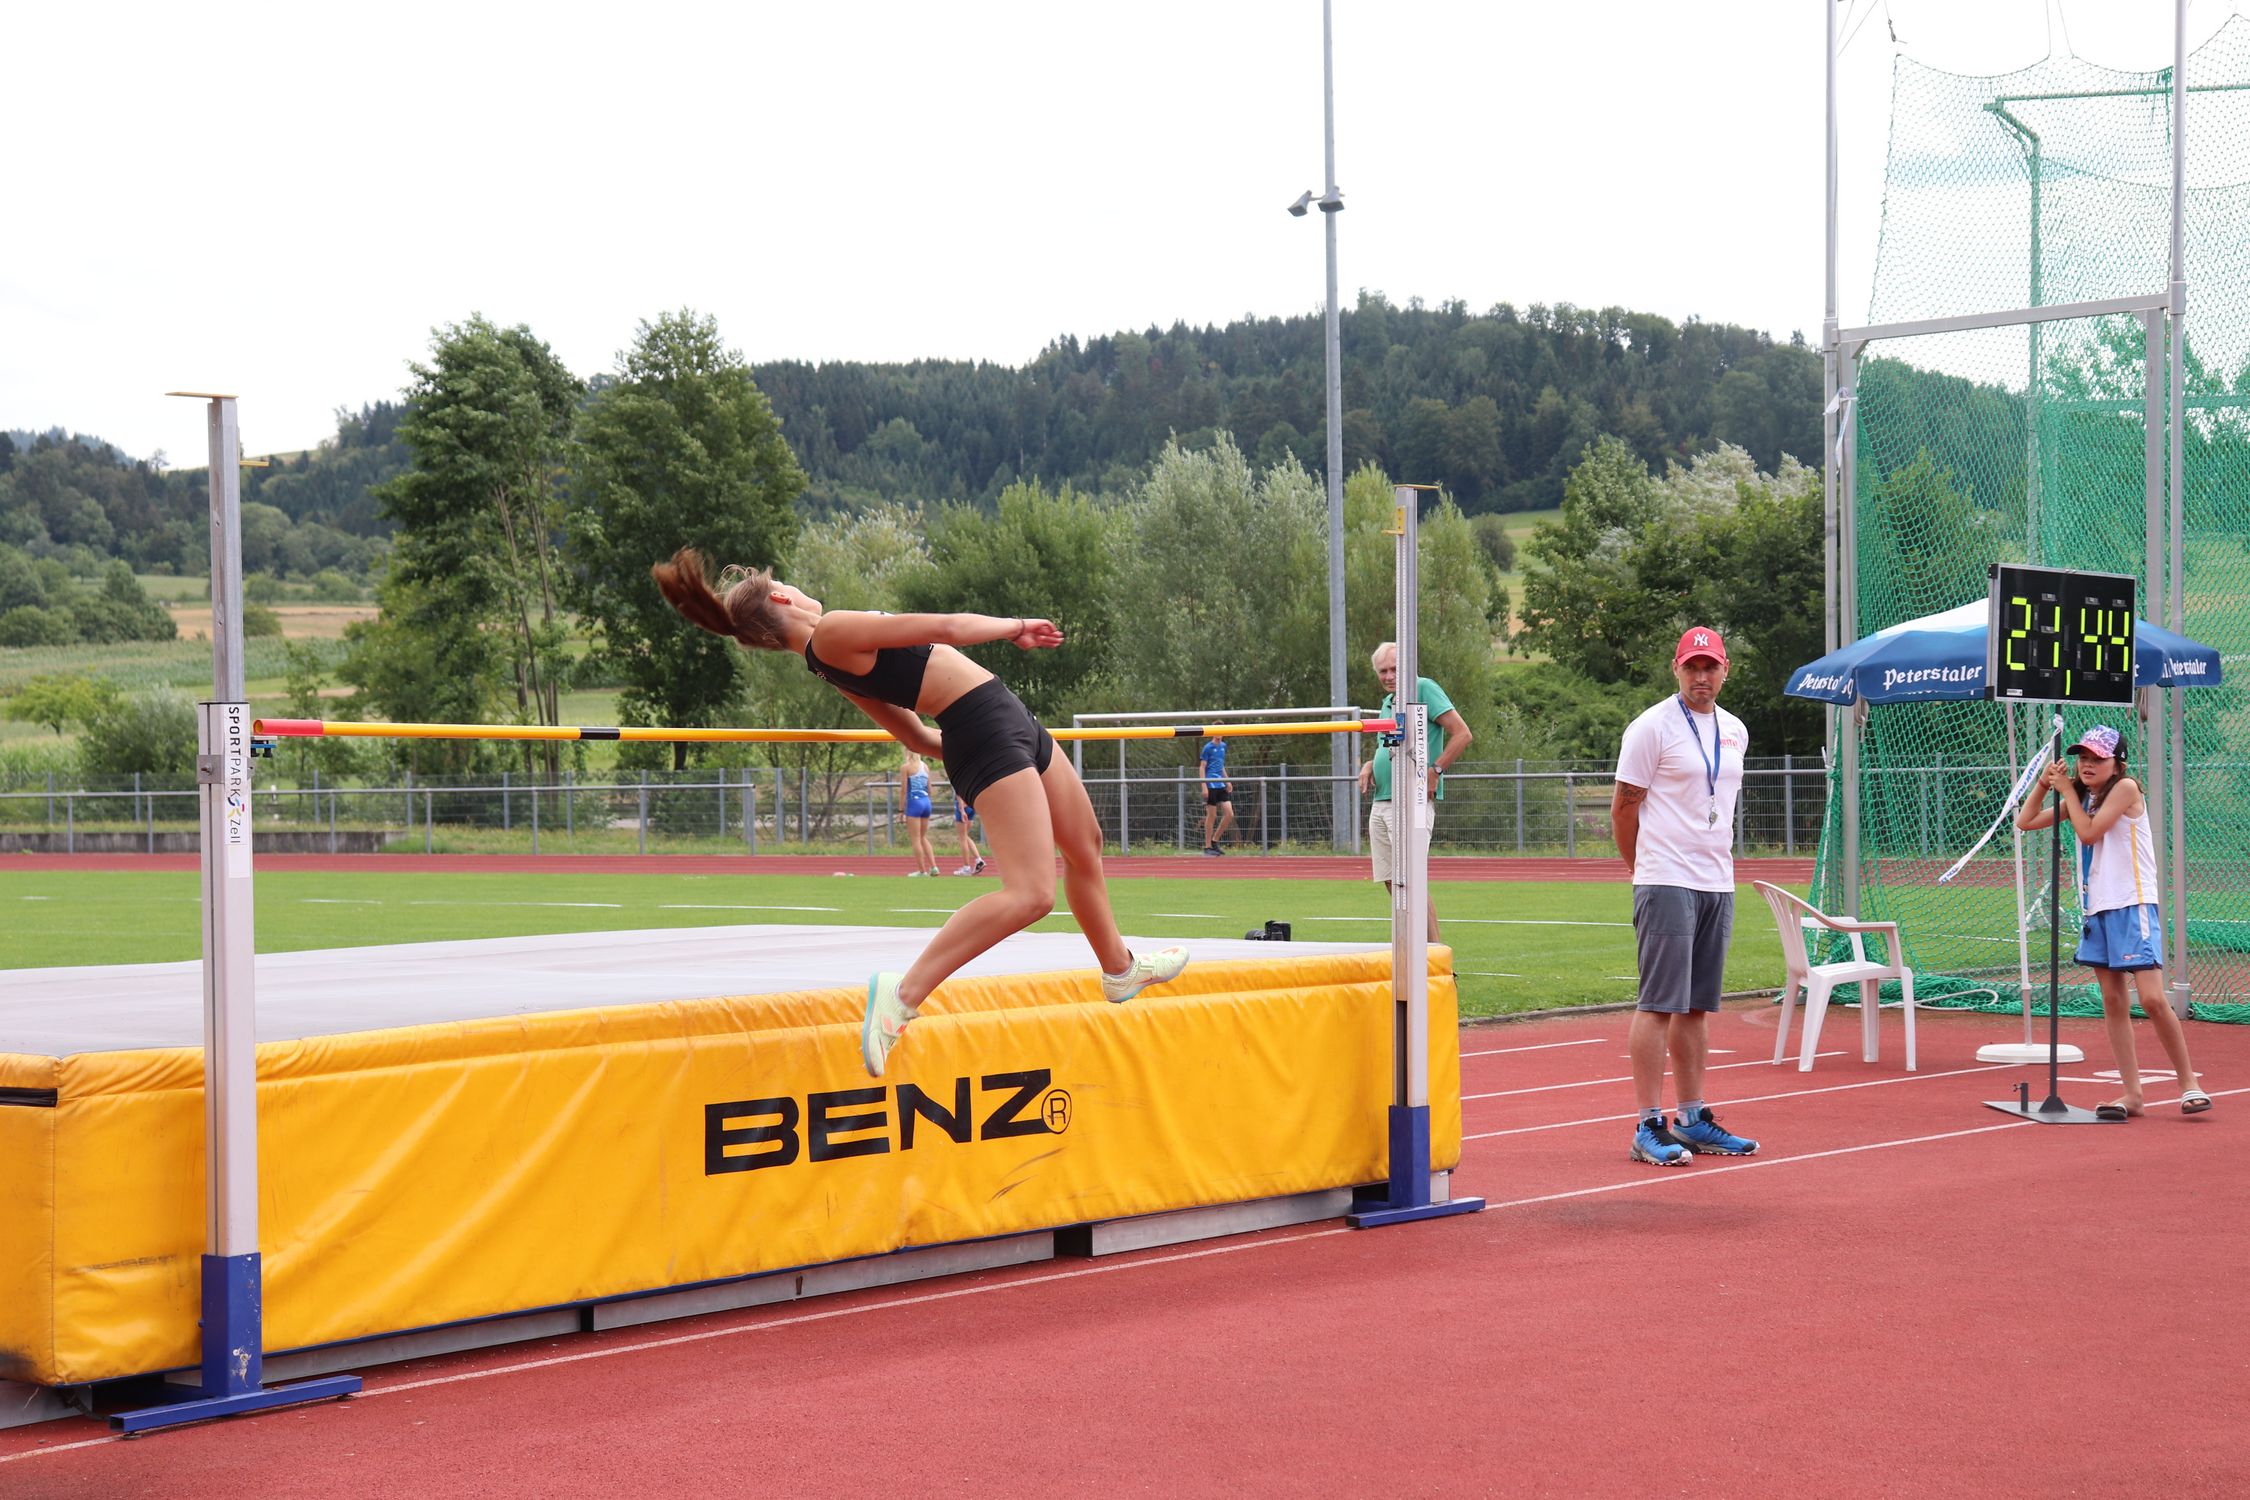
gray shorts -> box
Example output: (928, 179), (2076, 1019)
(1633, 886), (1734, 1014)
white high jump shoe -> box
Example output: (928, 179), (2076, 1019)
(1100, 946), (1190, 1004)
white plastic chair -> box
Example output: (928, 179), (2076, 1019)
(1752, 881), (1917, 1073)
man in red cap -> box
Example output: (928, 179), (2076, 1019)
(1610, 627), (1759, 1166)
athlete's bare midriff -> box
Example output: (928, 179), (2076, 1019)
(812, 638), (993, 718)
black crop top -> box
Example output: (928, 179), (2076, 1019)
(802, 634), (932, 711)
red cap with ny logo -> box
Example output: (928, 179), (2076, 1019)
(1673, 627), (1728, 667)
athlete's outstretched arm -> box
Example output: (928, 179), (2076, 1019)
(815, 609), (1063, 653)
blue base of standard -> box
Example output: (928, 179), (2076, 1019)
(110, 1254), (361, 1435)
(1346, 1105), (1486, 1228)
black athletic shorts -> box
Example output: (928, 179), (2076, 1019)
(1205, 787), (1232, 806)
(936, 678), (1055, 807)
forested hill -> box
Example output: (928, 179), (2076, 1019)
(4, 295), (1821, 580)
(754, 293), (1823, 515)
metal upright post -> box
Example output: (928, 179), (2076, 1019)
(116, 395), (358, 1433)
(1984, 714), (2113, 1123)
(1822, 0), (1842, 841)
(1839, 340), (1863, 918)
(2143, 308), (2170, 976)
(1350, 487), (1482, 1228)
(2166, 0), (2192, 993)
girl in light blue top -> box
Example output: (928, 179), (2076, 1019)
(900, 750), (938, 875)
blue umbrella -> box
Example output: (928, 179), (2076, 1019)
(1786, 601), (2225, 705)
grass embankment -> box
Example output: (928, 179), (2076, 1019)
(0, 867), (1791, 1019)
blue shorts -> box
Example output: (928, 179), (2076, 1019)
(904, 795), (932, 819)
(2077, 904), (2162, 972)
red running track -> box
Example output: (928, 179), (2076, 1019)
(3, 1003), (2237, 1496)
(1, 852), (1817, 884)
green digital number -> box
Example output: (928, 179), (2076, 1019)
(2048, 604), (2061, 669)
(2007, 595), (2029, 673)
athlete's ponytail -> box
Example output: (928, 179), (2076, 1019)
(651, 548), (787, 650)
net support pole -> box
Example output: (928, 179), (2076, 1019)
(1838, 340), (1862, 919)
(2165, 0), (2191, 997)
(1350, 487), (1482, 1228)
(2141, 305), (2181, 1009)
(116, 397), (360, 1436)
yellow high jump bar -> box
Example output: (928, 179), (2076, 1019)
(253, 717), (1397, 744)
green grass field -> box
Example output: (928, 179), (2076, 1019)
(0, 867), (1788, 1019)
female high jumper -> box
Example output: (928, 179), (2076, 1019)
(652, 549), (1188, 1077)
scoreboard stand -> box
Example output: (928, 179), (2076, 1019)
(1981, 563), (2132, 1125)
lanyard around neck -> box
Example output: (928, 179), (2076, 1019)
(1677, 695), (1718, 802)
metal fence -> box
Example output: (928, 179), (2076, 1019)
(0, 756), (1835, 857)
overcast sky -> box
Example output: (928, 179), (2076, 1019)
(5, 1), (2240, 464)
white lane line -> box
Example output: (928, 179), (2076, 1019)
(408, 900), (624, 909)
(657, 904), (841, 913)
(1464, 1038), (1607, 1058)
(1483, 1083), (2250, 1209)
(1149, 912), (1224, 919)
(1447, 919), (1633, 928)
(1464, 1062), (2017, 1139)
(17, 896), (52, 901)
(301, 898), (383, 905)
(1485, 1122), (2037, 1208)
(1294, 916), (1389, 923)
(1463, 1053), (1842, 1102)
(1460, 971), (1523, 978)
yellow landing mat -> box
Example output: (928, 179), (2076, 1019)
(0, 948), (1459, 1387)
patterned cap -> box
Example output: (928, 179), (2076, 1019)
(2067, 725), (2122, 759)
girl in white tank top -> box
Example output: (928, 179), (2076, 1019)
(2014, 726), (2210, 1118)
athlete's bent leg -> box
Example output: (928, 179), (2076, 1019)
(897, 768), (1053, 1009)
(1043, 753), (1130, 975)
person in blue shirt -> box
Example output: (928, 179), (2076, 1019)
(1199, 736), (1236, 856)
(950, 793), (986, 876)
(1358, 641), (1473, 941)
(899, 750), (939, 876)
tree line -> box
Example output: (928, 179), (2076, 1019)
(758, 295), (1823, 516)
(2, 294), (1824, 589)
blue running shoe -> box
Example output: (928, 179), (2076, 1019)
(1631, 1116), (1693, 1167)
(1673, 1106), (1757, 1156)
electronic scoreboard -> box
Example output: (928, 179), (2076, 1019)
(1984, 564), (2136, 706)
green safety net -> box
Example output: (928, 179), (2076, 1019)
(1819, 22), (2250, 1021)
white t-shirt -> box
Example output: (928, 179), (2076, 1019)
(1615, 696), (1748, 893)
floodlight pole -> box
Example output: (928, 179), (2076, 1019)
(1349, 487), (1482, 1228)
(114, 397), (360, 1435)
(1320, 0), (1351, 853)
